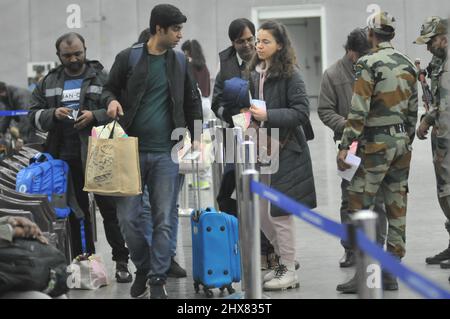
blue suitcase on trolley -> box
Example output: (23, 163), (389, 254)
(191, 207), (241, 297)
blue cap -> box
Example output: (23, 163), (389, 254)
(223, 77), (251, 109)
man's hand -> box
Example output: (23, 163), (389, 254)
(417, 119), (430, 140)
(8, 216), (48, 244)
(74, 110), (94, 130)
(54, 107), (73, 120)
(337, 149), (351, 171)
(107, 100), (124, 119)
(249, 104), (268, 122)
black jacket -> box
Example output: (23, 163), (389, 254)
(249, 67), (317, 215)
(100, 46), (202, 140)
(28, 60), (110, 160)
(0, 85), (40, 143)
(211, 46), (245, 124)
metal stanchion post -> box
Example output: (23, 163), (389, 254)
(241, 169), (261, 299)
(178, 174), (192, 216)
(352, 210), (383, 299)
(233, 127), (243, 218)
(211, 124), (224, 210)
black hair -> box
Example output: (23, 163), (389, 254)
(0, 81), (6, 93)
(149, 4), (187, 35)
(181, 39), (206, 70)
(344, 28), (371, 55)
(138, 28), (151, 43)
(228, 18), (255, 42)
(55, 32), (86, 54)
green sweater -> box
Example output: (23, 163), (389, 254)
(128, 54), (175, 153)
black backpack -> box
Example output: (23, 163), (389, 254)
(0, 238), (68, 297)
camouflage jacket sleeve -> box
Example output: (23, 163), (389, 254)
(406, 79), (419, 143)
(340, 60), (373, 148)
(423, 57), (446, 126)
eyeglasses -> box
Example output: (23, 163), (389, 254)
(234, 36), (254, 45)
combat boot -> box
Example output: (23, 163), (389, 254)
(425, 243), (450, 264)
(339, 250), (356, 268)
(336, 273), (358, 294)
(382, 271), (398, 291)
(440, 259), (450, 269)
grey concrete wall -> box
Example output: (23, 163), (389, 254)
(0, 0), (447, 89)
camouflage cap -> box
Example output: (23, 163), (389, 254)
(367, 11), (396, 35)
(414, 16), (448, 45)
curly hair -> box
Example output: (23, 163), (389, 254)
(247, 20), (297, 78)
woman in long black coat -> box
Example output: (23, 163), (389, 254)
(247, 20), (317, 291)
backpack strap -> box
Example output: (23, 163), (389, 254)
(128, 43), (144, 70)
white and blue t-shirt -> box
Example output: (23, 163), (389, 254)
(59, 74), (84, 160)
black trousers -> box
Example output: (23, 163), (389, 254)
(94, 194), (129, 262)
(66, 159), (95, 257)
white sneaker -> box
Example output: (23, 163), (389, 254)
(263, 265), (300, 291)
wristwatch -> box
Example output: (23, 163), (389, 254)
(338, 143), (350, 151)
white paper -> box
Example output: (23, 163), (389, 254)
(252, 99), (266, 111)
(337, 153), (361, 181)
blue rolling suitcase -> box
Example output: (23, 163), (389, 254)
(191, 207), (241, 297)
(188, 150), (241, 297)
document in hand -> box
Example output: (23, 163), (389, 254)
(337, 153), (361, 182)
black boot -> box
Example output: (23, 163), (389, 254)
(339, 250), (355, 268)
(425, 245), (450, 264)
(336, 273), (358, 294)
(440, 259), (450, 269)
(382, 271), (398, 291)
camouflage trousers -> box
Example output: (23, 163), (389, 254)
(347, 132), (412, 258)
(431, 123), (450, 236)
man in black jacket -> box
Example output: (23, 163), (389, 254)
(212, 18), (255, 125)
(102, 4), (202, 299)
(28, 32), (132, 283)
(0, 82), (40, 144)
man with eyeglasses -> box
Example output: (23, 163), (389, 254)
(212, 18), (255, 124)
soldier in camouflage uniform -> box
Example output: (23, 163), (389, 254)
(414, 17), (450, 269)
(336, 12), (418, 293)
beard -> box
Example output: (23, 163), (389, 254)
(64, 61), (85, 73)
(431, 47), (447, 59)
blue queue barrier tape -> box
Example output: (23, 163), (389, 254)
(356, 231), (450, 299)
(250, 180), (346, 240)
(0, 110), (29, 116)
(250, 180), (450, 299)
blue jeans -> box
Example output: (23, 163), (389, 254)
(142, 174), (185, 257)
(115, 152), (179, 281)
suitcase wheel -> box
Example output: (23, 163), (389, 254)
(203, 287), (214, 298)
(194, 282), (200, 294)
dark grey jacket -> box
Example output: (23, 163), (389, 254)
(28, 60), (110, 163)
(317, 55), (355, 141)
(211, 46), (245, 124)
(100, 46), (202, 140)
(249, 67), (317, 216)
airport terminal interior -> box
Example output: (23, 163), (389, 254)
(68, 111), (450, 299)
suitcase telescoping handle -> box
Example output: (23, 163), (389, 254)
(184, 149), (202, 221)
